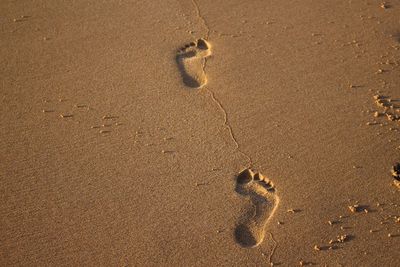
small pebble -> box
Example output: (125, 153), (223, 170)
(60, 114), (73, 118)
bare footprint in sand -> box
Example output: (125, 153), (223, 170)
(176, 38), (211, 89)
(234, 168), (279, 248)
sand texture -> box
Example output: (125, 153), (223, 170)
(1, 0), (400, 266)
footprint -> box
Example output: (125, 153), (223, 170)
(234, 168), (278, 248)
(176, 38), (211, 89)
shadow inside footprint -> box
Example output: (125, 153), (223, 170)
(197, 38), (209, 50)
(237, 168), (253, 184)
(234, 224), (258, 248)
(175, 55), (202, 88)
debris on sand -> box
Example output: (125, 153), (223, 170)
(337, 234), (349, 243)
(380, 2), (390, 9)
(393, 180), (400, 190)
(391, 163), (400, 180)
(348, 204), (360, 213)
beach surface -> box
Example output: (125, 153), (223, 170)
(1, 0), (400, 266)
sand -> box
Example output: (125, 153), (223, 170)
(1, 0), (400, 266)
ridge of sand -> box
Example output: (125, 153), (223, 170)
(184, 0), (254, 168)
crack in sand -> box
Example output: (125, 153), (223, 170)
(185, 0), (279, 255)
(268, 231), (277, 265)
(188, 3), (279, 257)
(206, 89), (253, 167)
(190, 0), (253, 168)
(191, 0), (210, 39)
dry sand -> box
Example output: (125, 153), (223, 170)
(1, 0), (400, 266)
